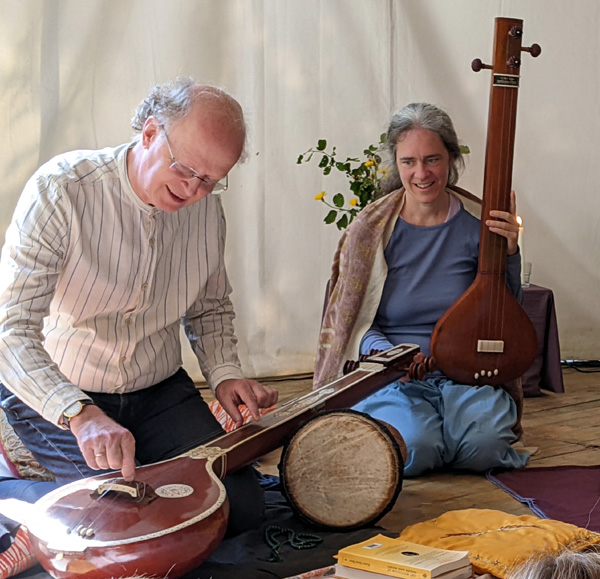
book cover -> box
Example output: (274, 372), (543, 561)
(336, 535), (470, 579)
(334, 562), (474, 579)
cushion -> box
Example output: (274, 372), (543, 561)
(399, 508), (600, 578)
(0, 412), (53, 482)
(208, 400), (275, 433)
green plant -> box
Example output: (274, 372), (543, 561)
(298, 136), (471, 230)
(297, 133), (387, 230)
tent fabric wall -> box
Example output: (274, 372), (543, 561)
(1, 0), (598, 384)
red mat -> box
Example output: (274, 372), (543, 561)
(487, 465), (600, 531)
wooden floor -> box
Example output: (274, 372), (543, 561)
(237, 366), (600, 534)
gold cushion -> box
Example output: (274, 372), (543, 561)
(399, 508), (600, 578)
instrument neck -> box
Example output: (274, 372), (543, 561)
(478, 17), (522, 276)
(203, 345), (420, 474)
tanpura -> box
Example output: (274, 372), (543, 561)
(431, 17), (541, 386)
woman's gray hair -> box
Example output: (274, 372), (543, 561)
(130, 77), (247, 159)
(507, 550), (600, 579)
(381, 102), (465, 194)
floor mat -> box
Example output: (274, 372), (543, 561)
(487, 465), (600, 532)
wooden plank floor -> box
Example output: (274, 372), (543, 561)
(201, 366), (600, 533)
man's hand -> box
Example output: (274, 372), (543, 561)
(216, 379), (279, 428)
(69, 405), (137, 481)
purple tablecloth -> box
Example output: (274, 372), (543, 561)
(521, 284), (564, 397)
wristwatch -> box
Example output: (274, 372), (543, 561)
(60, 400), (94, 430)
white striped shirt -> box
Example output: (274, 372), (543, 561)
(0, 143), (244, 425)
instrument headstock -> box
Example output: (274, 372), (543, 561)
(471, 17), (541, 80)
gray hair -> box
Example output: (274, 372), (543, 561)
(507, 551), (600, 579)
(130, 77), (247, 160)
(381, 102), (465, 194)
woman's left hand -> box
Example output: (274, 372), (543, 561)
(486, 190), (519, 256)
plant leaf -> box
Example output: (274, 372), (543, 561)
(333, 193), (345, 208)
(336, 214), (349, 230)
(324, 210), (337, 224)
(317, 139), (327, 151)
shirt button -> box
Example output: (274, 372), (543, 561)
(120, 357), (127, 363)
(149, 238), (155, 247)
(125, 319), (132, 325)
(141, 283), (148, 290)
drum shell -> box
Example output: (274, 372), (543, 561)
(279, 409), (405, 530)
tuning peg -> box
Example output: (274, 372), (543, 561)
(509, 25), (523, 39)
(507, 56), (521, 69)
(343, 359), (359, 375)
(425, 356), (437, 373)
(415, 363), (427, 381)
(471, 58), (492, 73)
(522, 43), (542, 58)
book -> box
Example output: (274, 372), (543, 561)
(336, 535), (471, 579)
(334, 562), (473, 579)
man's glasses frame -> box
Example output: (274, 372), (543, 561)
(161, 125), (229, 193)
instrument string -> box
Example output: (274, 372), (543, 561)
(495, 32), (516, 367)
(66, 485), (120, 536)
(485, 26), (519, 372)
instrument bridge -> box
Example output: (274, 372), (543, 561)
(477, 339), (504, 353)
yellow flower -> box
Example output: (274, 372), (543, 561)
(364, 160), (374, 167)
(349, 198), (358, 206)
(314, 191), (326, 201)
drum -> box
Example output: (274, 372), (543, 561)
(279, 409), (406, 530)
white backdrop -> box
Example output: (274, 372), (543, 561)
(1, 0), (598, 384)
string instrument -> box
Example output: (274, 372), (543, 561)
(431, 17), (541, 386)
(1, 343), (431, 579)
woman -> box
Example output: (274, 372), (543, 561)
(314, 102), (528, 476)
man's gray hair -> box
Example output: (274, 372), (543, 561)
(130, 77), (247, 160)
(507, 550), (600, 579)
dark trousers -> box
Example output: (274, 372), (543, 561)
(0, 369), (264, 537)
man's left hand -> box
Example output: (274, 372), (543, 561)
(215, 379), (279, 428)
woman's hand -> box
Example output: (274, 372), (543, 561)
(486, 189), (520, 256)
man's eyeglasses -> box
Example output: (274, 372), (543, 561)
(161, 125), (229, 193)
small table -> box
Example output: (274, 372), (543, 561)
(521, 284), (565, 397)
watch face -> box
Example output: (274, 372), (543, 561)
(64, 401), (84, 419)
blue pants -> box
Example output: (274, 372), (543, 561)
(0, 369), (264, 537)
(353, 378), (529, 477)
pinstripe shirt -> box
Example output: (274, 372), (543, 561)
(0, 143), (244, 425)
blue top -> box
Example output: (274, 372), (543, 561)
(360, 204), (523, 357)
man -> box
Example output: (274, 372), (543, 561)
(0, 78), (278, 535)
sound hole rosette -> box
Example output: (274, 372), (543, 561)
(278, 409), (406, 531)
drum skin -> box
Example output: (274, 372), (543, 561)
(279, 409), (405, 530)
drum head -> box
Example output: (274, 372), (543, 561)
(279, 409), (404, 530)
